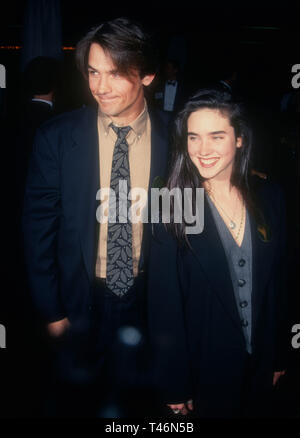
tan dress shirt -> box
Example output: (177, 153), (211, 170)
(95, 103), (151, 278)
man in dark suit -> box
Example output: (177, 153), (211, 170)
(17, 57), (59, 212)
(22, 17), (169, 416)
(151, 59), (188, 127)
(20, 56), (59, 154)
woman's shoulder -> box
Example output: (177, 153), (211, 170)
(249, 176), (286, 229)
(250, 175), (285, 204)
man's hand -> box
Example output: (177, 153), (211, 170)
(167, 400), (193, 415)
(47, 317), (70, 338)
(273, 370), (286, 386)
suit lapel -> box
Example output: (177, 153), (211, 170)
(191, 193), (276, 346)
(190, 196), (245, 342)
(139, 108), (169, 270)
(249, 206), (275, 343)
(71, 106), (100, 284)
(148, 108), (169, 197)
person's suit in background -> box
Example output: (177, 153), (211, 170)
(149, 59), (189, 128)
(22, 99), (54, 144)
(148, 177), (289, 417)
(17, 55), (60, 215)
(152, 78), (188, 127)
(22, 103), (169, 416)
(17, 99), (55, 196)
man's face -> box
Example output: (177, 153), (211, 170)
(88, 43), (154, 125)
(165, 62), (178, 80)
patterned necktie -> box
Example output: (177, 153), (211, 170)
(106, 124), (134, 296)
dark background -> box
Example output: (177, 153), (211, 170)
(0, 0), (299, 419)
(1, 1), (300, 109)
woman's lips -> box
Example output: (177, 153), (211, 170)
(198, 157), (220, 168)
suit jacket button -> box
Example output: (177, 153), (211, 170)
(241, 319), (249, 327)
(238, 279), (246, 287)
(240, 300), (248, 308)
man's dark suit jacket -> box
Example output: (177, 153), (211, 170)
(22, 104), (169, 324)
(147, 178), (288, 417)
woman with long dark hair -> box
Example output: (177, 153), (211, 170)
(148, 88), (288, 417)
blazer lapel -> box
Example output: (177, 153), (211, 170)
(190, 196), (245, 342)
(70, 106), (100, 284)
(191, 194), (276, 347)
(139, 109), (169, 270)
(148, 109), (169, 197)
(250, 209), (275, 343)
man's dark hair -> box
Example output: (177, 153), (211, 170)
(23, 56), (60, 95)
(76, 17), (159, 79)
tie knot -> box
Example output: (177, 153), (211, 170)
(110, 124), (131, 139)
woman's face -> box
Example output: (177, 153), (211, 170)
(187, 108), (242, 184)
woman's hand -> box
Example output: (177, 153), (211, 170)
(167, 400), (193, 415)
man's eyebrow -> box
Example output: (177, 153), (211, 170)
(87, 65), (119, 74)
(208, 130), (226, 135)
(87, 64), (97, 71)
(187, 130), (227, 136)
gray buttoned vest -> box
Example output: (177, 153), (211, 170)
(207, 195), (253, 354)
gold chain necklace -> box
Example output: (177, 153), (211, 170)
(234, 203), (245, 243)
(208, 191), (238, 229)
(207, 191), (245, 242)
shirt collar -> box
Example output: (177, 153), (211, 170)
(98, 100), (148, 139)
(166, 80), (177, 85)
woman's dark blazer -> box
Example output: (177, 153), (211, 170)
(147, 178), (288, 417)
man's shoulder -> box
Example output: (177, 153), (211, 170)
(38, 105), (97, 136)
(147, 105), (169, 139)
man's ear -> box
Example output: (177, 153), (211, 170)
(142, 74), (155, 87)
(236, 137), (242, 148)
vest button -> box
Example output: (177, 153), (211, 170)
(238, 258), (246, 267)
